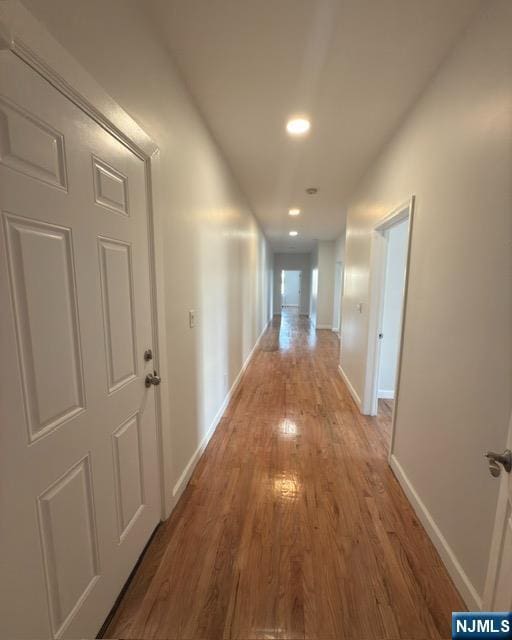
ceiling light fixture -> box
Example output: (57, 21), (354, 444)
(289, 230), (298, 237)
(286, 117), (310, 136)
(288, 208), (301, 216)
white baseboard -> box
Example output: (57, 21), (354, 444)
(316, 324), (333, 329)
(389, 454), (482, 611)
(338, 364), (362, 410)
(171, 320), (269, 502)
(378, 389), (395, 400)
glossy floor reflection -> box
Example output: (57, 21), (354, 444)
(275, 308), (317, 351)
(106, 310), (464, 639)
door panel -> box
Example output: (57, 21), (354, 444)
(112, 413), (145, 540)
(4, 214), (85, 441)
(38, 456), (100, 638)
(0, 51), (161, 639)
(92, 156), (129, 216)
(98, 237), (137, 392)
(0, 95), (67, 189)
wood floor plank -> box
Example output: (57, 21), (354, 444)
(105, 310), (465, 640)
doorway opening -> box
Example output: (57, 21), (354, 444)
(281, 270), (302, 309)
(332, 261), (344, 336)
(376, 219), (408, 418)
(362, 198), (414, 438)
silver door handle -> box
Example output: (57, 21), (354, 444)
(145, 371), (161, 388)
(485, 449), (512, 476)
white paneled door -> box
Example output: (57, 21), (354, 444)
(483, 412), (512, 611)
(0, 52), (161, 638)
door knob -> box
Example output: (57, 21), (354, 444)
(485, 449), (512, 476)
(145, 371), (161, 388)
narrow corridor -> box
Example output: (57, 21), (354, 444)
(106, 310), (463, 639)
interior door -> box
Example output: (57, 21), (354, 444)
(282, 270), (301, 307)
(483, 413), (512, 610)
(0, 52), (161, 638)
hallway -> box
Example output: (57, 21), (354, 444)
(106, 310), (464, 640)
(1, 4), (511, 637)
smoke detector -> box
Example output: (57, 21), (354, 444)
(306, 187), (318, 195)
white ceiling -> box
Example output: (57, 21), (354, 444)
(148, 0), (481, 252)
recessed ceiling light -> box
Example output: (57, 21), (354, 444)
(289, 230), (298, 237)
(286, 117), (310, 136)
(288, 208), (301, 216)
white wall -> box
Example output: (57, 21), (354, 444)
(341, 1), (512, 606)
(273, 253), (311, 315)
(21, 0), (273, 516)
(316, 240), (337, 328)
(377, 219), (408, 398)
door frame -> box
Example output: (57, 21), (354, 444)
(482, 410), (512, 610)
(332, 261), (344, 334)
(362, 197), (415, 450)
(0, 0), (170, 517)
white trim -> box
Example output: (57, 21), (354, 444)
(390, 455), (482, 610)
(377, 389), (395, 400)
(0, 1), (170, 518)
(338, 365), (362, 411)
(363, 197), (414, 417)
(171, 321), (270, 503)
(148, 152), (173, 518)
(388, 197), (415, 457)
(483, 472), (510, 610)
(332, 261), (344, 334)
(482, 411), (512, 610)
(316, 324), (333, 329)
(0, 1), (157, 158)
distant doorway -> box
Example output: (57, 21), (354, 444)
(332, 261), (344, 335)
(281, 270), (301, 308)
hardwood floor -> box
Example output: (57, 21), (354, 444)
(378, 398), (395, 417)
(105, 310), (464, 640)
